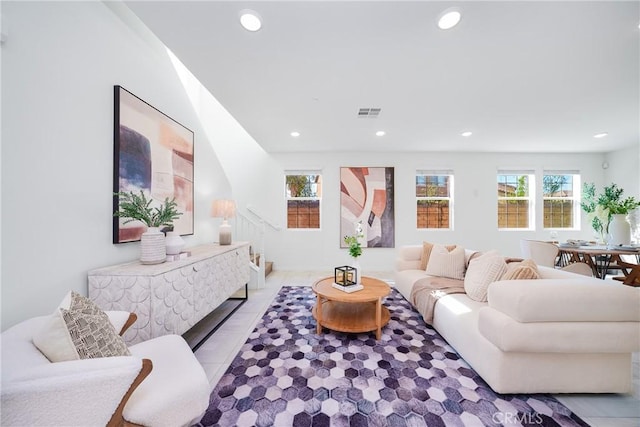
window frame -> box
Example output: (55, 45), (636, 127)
(285, 171), (322, 230)
(542, 172), (581, 230)
(415, 170), (454, 230)
(497, 171), (535, 231)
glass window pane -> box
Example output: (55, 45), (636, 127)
(543, 175), (572, 198)
(286, 175), (318, 198)
(416, 176), (427, 197)
(544, 200), (574, 228)
(497, 200), (529, 228)
(417, 200), (450, 229)
(287, 200), (320, 229)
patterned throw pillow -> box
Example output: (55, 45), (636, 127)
(33, 291), (130, 362)
(464, 252), (508, 302)
(502, 259), (540, 280)
(425, 245), (467, 280)
(61, 309), (130, 359)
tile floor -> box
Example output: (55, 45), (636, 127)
(194, 271), (640, 427)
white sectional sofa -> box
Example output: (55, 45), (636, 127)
(394, 244), (640, 394)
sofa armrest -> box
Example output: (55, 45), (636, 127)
(1, 356), (146, 427)
(395, 245), (423, 271)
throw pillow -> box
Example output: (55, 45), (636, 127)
(33, 291), (130, 362)
(464, 252), (508, 302)
(61, 309), (131, 359)
(502, 259), (541, 280)
(425, 245), (466, 280)
(420, 241), (457, 271)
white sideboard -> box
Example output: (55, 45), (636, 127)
(88, 242), (250, 345)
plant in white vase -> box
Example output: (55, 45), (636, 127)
(114, 191), (183, 264)
(581, 183), (639, 245)
(114, 190), (182, 229)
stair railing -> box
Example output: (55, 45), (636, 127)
(235, 211), (266, 289)
(235, 206), (281, 289)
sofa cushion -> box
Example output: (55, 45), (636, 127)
(501, 259), (540, 280)
(478, 307), (640, 353)
(419, 241), (457, 271)
(126, 335), (210, 427)
(488, 278), (640, 322)
(464, 251), (507, 302)
(33, 291), (130, 362)
(425, 245), (466, 280)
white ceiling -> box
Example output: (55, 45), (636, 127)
(124, 1), (639, 154)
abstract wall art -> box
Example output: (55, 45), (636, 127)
(113, 86), (194, 243)
(340, 167), (395, 248)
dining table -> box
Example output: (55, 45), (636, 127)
(556, 242), (640, 280)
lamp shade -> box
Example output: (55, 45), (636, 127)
(211, 199), (236, 220)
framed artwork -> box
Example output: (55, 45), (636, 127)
(340, 167), (395, 248)
(113, 85), (194, 243)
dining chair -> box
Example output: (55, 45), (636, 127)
(519, 240), (560, 267)
(613, 259), (640, 286)
(519, 239), (593, 276)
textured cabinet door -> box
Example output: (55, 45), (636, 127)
(88, 242), (250, 344)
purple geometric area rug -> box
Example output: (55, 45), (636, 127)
(196, 286), (588, 427)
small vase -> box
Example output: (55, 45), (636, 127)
(165, 231), (185, 255)
(351, 257), (361, 284)
(608, 214), (631, 246)
(140, 227), (166, 264)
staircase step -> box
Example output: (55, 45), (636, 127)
(265, 261), (273, 277)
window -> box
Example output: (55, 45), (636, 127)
(416, 171), (453, 229)
(285, 172), (321, 229)
(497, 172), (534, 229)
(543, 172), (580, 229)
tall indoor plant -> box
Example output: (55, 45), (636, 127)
(114, 191), (183, 264)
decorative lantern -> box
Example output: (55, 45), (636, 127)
(334, 266), (357, 287)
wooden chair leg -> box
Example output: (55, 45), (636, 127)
(107, 359), (153, 427)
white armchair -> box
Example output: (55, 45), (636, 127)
(1, 312), (209, 427)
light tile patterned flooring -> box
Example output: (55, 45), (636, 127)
(195, 271), (640, 427)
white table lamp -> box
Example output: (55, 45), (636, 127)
(211, 199), (236, 245)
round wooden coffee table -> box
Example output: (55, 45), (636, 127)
(311, 276), (391, 340)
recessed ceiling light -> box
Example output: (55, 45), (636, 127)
(593, 132), (608, 138)
(290, 131), (300, 137)
(239, 10), (262, 32)
(461, 131), (473, 137)
(438, 8), (461, 30)
(376, 131), (386, 137)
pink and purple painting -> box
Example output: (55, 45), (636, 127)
(113, 86), (194, 243)
(340, 167), (394, 248)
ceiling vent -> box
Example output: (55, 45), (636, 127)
(358, 108), (381, 118)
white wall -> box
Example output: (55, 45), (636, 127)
(604, 144), (640, 197)
(0, 1), (252, 329)
(268, 151), (609, 272)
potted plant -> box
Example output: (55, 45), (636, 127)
(114, 190), (183, 264)
(344, 221), (364, 283)
(581, 183), (639, 245)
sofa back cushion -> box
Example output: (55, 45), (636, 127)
(425, 245), (466, 280)
(1, 316), (52, 383)
(488, 278), (640, 322)
(464, 251), (508, 302)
